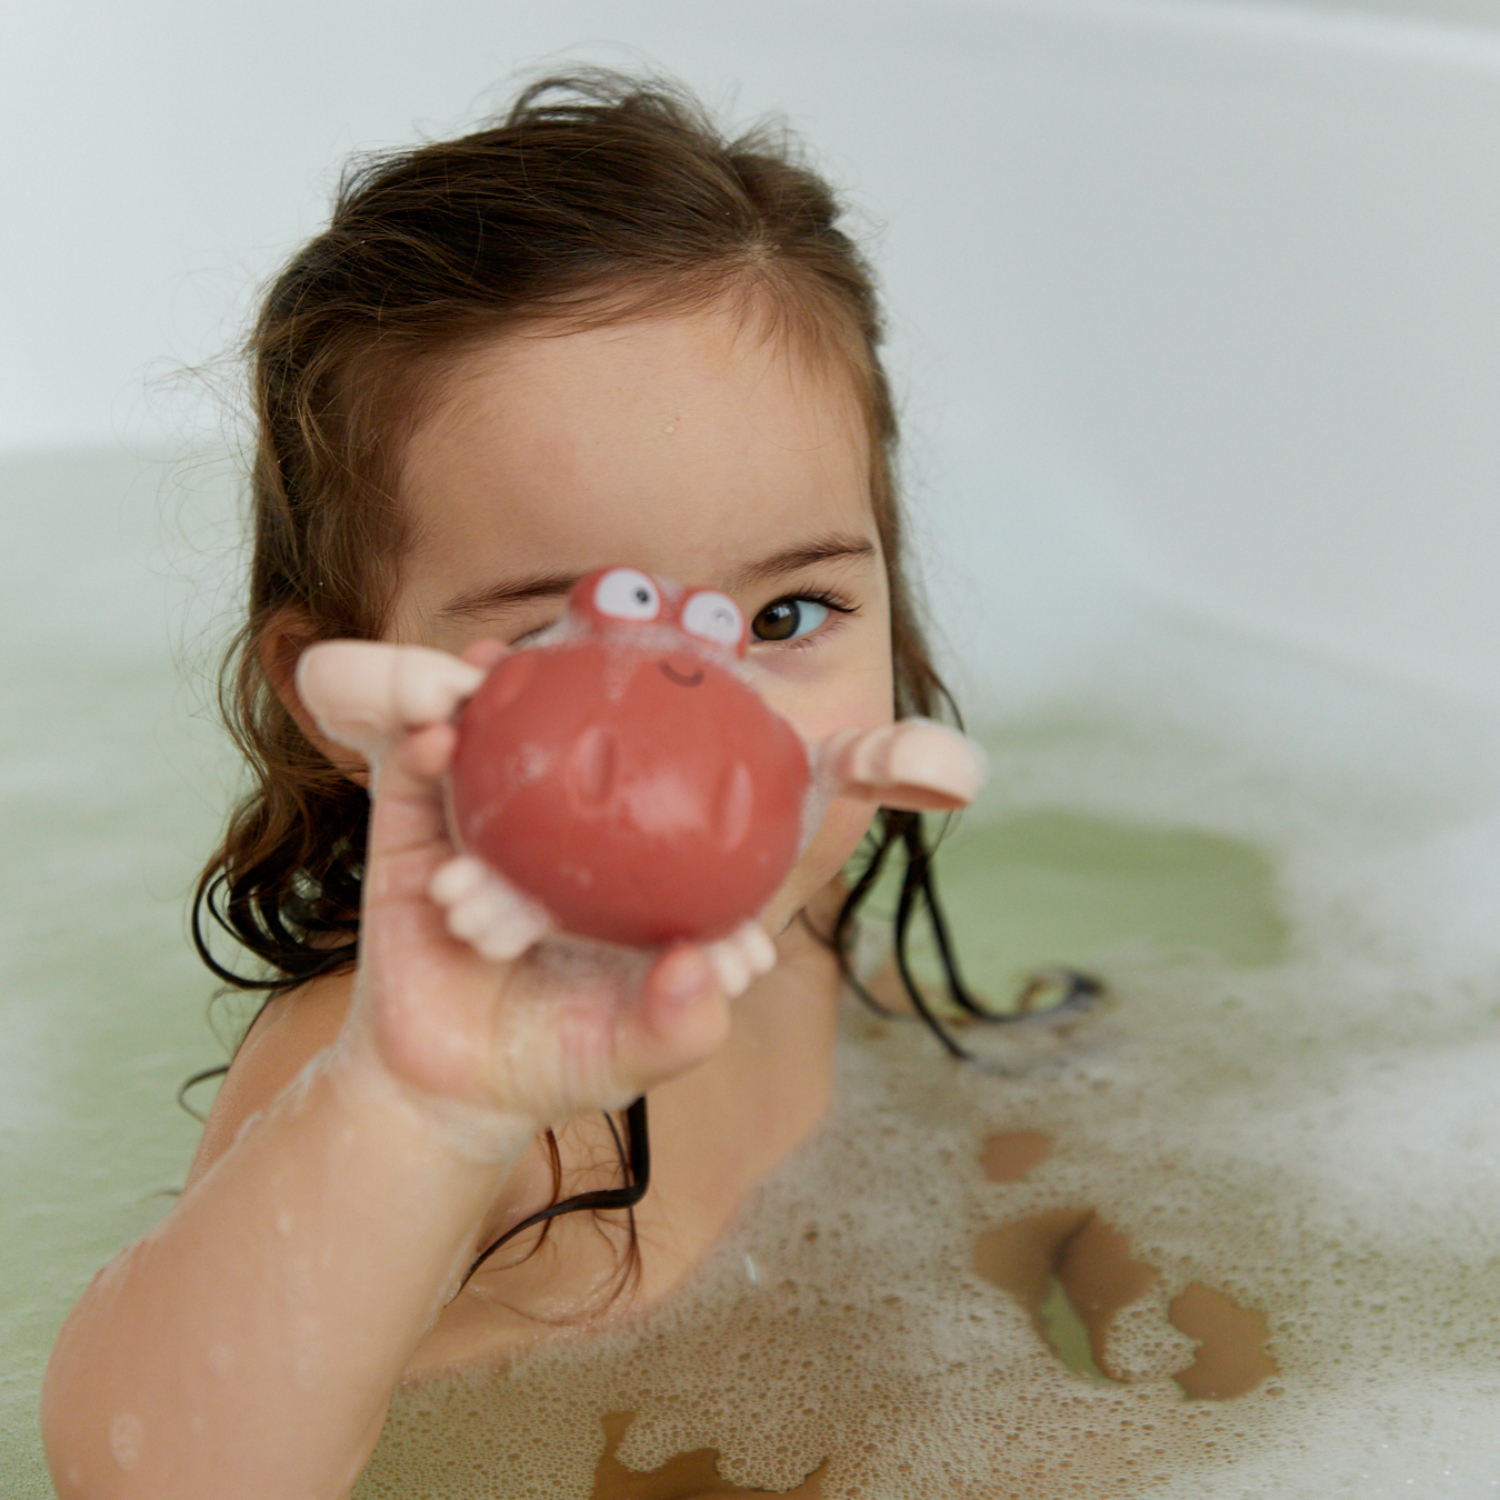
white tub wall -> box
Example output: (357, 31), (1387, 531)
(4, 0), (1499, 709)
(918, 1), (1500, 713)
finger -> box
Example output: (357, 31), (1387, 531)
(612, 946), (732, 1089)
(366, 721), (459, 875)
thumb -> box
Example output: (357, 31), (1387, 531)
(613, 946), (732, 1091)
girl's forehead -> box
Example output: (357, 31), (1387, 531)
(396, 307), (877, 591)
(410, 307), (868, 478)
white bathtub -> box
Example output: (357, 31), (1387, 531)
(893, 0), (1500, 715)
(6, 3), (1500, 1494)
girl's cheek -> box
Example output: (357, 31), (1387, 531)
(748, 613), (893, 698)
(757, 662), (896, 749)
(763, 794), (875, 932)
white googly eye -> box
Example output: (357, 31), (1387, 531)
(592, 568), (662, 622)
(680, 590), (744, 648)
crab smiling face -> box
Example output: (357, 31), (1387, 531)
(449, 567), (811, 947)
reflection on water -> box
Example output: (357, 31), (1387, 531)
(974, 1201), (1280, 1399)
(1169, 1285), (1279, 1402)
(590, 1413), (825, 1499)
(979, 1128), (1055, 1183)
(923, 810), (1290, 976)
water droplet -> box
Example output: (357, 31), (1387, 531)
(109, 1412), (144, 1470)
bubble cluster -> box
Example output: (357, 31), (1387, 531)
(355, 623), (1500, 1499)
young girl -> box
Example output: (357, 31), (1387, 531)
(40, 71), (994, 1498)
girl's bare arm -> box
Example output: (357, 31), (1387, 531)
(41, 995), (528, 1500)
(42, 681), (732, 1499)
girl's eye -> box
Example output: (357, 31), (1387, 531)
(510, 620), (556, 648)
(751, 596), (832, 644)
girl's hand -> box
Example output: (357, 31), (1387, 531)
(297, 641), (735, 1140)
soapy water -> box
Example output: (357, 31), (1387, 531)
(5, 452), (1500, 1495)
(351, 624), (1500, 1500)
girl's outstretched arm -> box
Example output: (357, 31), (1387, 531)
(41, 660), (733, 1500)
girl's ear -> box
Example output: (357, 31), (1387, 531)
(259, 609), (372, 788)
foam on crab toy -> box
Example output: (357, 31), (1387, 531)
(447, 567), (811, 949)
(296, 566), (986, 998)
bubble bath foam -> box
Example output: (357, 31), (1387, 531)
(355, 617), (1500, 1500)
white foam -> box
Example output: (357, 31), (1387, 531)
(351, 620), (1500, 1498)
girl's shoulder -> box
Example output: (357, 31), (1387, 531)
(184, 969), (356, 1191)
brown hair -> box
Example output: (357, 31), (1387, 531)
(187, 70), (976, 1288)
(178, 67), (984, 1290)
(194, 69), (948, 995)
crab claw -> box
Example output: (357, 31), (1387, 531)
(701, 921), (779, 998)
(296, 641), (485, 762)
(428, 855), (555, 961)
(822, 719), (987, 811)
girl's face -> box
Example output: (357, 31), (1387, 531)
(389, 303), (896, 932)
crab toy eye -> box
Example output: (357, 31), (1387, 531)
(680, 590), (745, 651)
(593, 567), (662, 622)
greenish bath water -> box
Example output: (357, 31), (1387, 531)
(897, 808), (1288, 994)
(7, 449), (1499, 1496)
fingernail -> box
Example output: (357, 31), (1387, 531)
(662, 950), (713, 1004)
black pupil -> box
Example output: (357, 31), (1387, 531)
(755, 600), (799, 641)
(634, 588), (650, 605)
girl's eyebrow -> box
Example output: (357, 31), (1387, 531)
(437, 571), (577, 621)
(727, 534), (876, 591)
(437, 535), (875, 621)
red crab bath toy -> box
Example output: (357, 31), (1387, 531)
(295, 565), (987, 998)
(447, 567), (809, 948)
